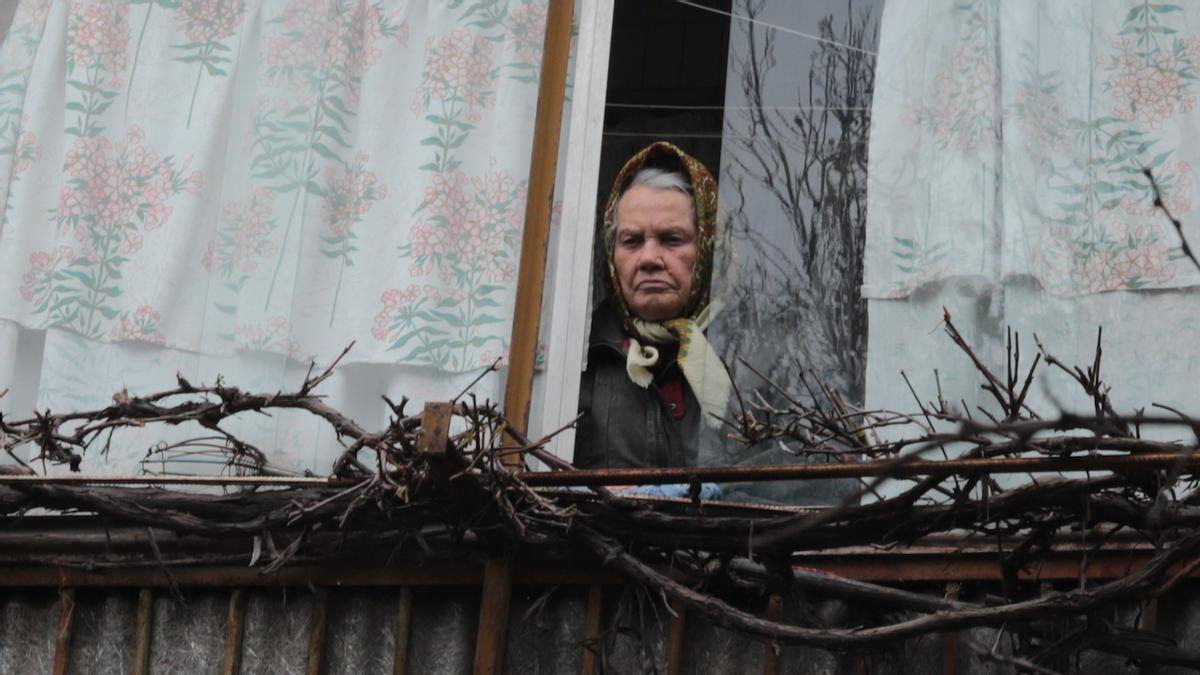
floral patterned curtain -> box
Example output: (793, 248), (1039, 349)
(866, 0), (1200, 299)
(0, 0), (553, 474)
(863, 0), (1200, 498)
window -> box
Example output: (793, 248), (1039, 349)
(542, 0), (1200, 504)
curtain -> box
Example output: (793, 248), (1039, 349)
(865, 0), (1200, 493)
(0, 0), (553, 475)
(867, 0), (1200, 299)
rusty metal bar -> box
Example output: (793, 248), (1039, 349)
(0, 475), (341, 486)
(501, 0), (576, 466)
(473, 557), (515, 674)
(221, 589), (247, 675)
(2, 546), (1199, 587)
(132, 588), (154, 675)
(306, 588), (329, 675)
(8, 451), (1196, 488)
(0, 563), (489, 588)
(517, 451), (1200, 486)
(667, 598), (687, 675)
(51, 588), (75, 675)
(392, 588), (414, 675)
(580, 585), (604, 675)
(762, 594), (783, 675)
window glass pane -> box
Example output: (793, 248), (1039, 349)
(581, 0), (880, 504)
(583, 0), (1200, 506)
(710, 0), (878, 503)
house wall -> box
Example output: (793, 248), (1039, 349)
(4, 583), (1200, 673)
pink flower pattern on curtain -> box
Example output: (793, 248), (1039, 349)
(0, 0), (551, 373)
(866, 0), (1200, 299)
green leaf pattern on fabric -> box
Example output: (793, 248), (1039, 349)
(24, 2), (204, 339)
(1016, 1), (1195, 294)
(372, 0), (547, 371)
(0, 1), (50, 227)
(3, 0), (549, 373)
(883, 0), (1198, 297)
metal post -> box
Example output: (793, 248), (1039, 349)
(473, 557), (515, 674)
(580, 585), (604, 675)
(306, 589), (329, 675)
(501, 0), (577, 464)
(221, 589), (247, 675)
(132, 589), (154, 675)
(51, 588), (76, 675)
(393, 588), (414, 675)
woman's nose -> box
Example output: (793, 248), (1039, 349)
(638, 240), (665, 267)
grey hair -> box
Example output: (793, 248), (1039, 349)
(606, 168), (694, 242)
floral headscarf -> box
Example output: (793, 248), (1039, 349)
(602, 141), (719, 327)
(601, 142), (729, 428)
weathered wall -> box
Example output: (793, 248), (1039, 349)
(4, 584), (1199, 673)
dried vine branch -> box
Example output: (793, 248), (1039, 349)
(3, 311), (1200, 669)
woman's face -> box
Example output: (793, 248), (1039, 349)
(613, 185), (698, 322)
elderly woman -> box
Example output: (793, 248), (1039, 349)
(574, 142), (732, 470)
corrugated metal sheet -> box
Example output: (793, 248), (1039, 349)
(4, 584), (1200, 673)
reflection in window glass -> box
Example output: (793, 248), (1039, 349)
(580, 0), (880, 505)
(711, 0), (879, 503)
(581, 0), (1200, 507)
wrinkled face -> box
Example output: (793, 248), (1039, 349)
(613, 185), (698, 322)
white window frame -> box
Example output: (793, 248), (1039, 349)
(531, 0), (615, 462)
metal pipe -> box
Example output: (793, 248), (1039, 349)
(516, 452), (1200, 486)
(580, 585), (604, 675)
(306, 588), (329, 675)
(4, 451), (1198, 488)
(392, 588), (414, 675)
(51, 588), (75, 675)
(0, 475), (343, 486)
(0, 547), (1194, 586)
(221, 589), (247, 675)
(473, 557), (515, 675)
(133, 589), (154, 675)
(502, 0), (576, 452)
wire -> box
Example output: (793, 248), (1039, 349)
(674, 0), (879, 57)
(602, 130), (869, 145)
(606, 102), (872, 112)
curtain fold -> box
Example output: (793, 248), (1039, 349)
(867, 0), (1200, 299)
(0, 0), (553, 474)
(865, 0), (1200, 498)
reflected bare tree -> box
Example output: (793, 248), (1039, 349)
(716, 0), (877, 405)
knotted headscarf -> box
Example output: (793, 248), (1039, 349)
(601, 142), (731, 428)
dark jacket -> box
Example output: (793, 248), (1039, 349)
(573, 301), (701, 469)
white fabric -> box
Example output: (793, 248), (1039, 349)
(865, 0), (1200, 498)
(627, 303), (732, 429)
(0, 0), (554, 474)
(865, 279), (1200, 497)
(623, 338), (658, 388)
(867, 0), (1200, 299)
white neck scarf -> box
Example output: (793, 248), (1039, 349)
(623, 303), (731, 428)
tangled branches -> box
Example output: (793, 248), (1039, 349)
(3, 314), (1200, 669)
